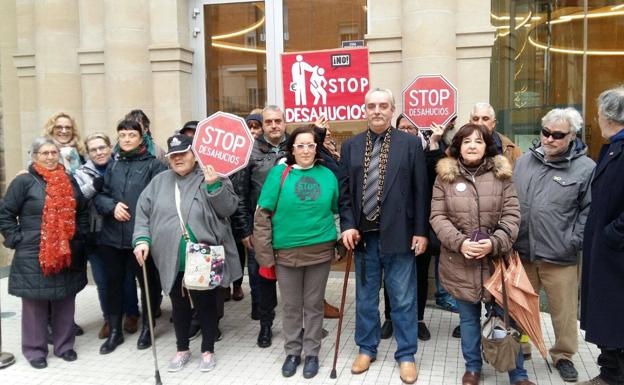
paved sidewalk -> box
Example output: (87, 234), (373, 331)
(0, 274), (599, 385)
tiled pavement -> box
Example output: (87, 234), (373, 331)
(0, 273), (600, 385)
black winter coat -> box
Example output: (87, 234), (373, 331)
(580, 138), (624, 348)
(94, 151), (167, 249)
(0, 167), (89, 300)
(232, 135), (288, 238)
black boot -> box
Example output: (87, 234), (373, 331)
(257, 324), (272, 348)
(100, 315), (124, 354)
(137, 317), (152, 350)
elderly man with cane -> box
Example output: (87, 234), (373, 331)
(338, 88), (429, 384)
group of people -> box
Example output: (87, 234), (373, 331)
(1, 85), (623, 385)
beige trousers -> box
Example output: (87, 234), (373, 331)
(524, 260), (579, 364)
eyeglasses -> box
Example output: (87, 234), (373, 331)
(36, 151), (59, 158)
(88, 145), (109, 154)
(53, 125), (73, 132)
(293, 143), (317, 151)
(541, 128), (570, 140)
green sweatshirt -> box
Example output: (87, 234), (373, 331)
(257, 163), (338, 249)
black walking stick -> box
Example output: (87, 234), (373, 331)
(141, 262), (162, 385)
(0, 279), (16, 369)
(330, 249), (353, 379)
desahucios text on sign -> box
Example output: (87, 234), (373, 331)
(281, 47), (370, 123)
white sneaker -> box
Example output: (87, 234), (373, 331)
(199, 352), (216, 372)
(167, 351), (191, 372)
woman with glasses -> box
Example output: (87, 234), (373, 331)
(42, 112), (86, 174)
(254, 125), (339, 379)
(0, 137), (89, 369)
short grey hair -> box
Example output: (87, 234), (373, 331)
(541, 107), (583, 133)
(470, 102), (496, 118)
(364, 88), (395, 109)
(597, 86), (624, 125)
(29, 136), (59, 161)
(262, 105), (284, 117)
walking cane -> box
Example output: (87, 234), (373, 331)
(141, 262), (162, 385)
(0, 278), (16, 369)
(330, 249), (353, 379)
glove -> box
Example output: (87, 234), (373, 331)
(92, 176), (104, 192)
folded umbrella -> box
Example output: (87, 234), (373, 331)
(484, 251), (548, 363)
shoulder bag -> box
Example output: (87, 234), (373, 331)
(175, 182), (225, 290)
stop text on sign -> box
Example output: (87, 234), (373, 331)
(402, 74), (458, 129)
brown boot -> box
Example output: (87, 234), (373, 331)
(232, 286), (244, 301)
(323, 300), (340, 319)
(98, 321), (110, 340)
(462, 371), (480, 385)
(123, 315), (139, 334)
(351, 354), (375, 374)
(399, 362), (418, 384)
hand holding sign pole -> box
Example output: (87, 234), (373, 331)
(192, 112), (255, 177)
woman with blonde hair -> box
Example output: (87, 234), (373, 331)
(42, 112), (85, 174)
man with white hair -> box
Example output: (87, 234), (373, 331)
(470, 103), (523, 166)
(513, 107), (595, 382)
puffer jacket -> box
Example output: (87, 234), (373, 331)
(232, 135), (288, 238)
(513, 139), (595, 265)
(430, 155), (520, 303)
(0, 166), (89, 300)
(94, 151), (167, 249)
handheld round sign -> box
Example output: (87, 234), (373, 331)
(402, 74), (458, 129)
(192, 111), (255, 177)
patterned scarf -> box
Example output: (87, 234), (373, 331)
(32, 163), (76, 276)
(361, 128), (393, 220)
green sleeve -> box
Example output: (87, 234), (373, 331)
(133, 236), (152, 247)
(205, 180), (222, 193)
(257, 164), (285, 211)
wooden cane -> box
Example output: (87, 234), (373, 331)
(330, 249), (353, 379)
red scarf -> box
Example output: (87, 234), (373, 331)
(32, 163), (76, 276)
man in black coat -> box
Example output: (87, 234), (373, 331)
(339, 88), (429, 384)
(579, 86), (624, 385)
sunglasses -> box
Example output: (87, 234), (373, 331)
(541, 128), (570, 140)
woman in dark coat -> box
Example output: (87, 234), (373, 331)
(94, 119), (167, 354)
(0, 137), (88, 369)
(579, 86), (624, 385)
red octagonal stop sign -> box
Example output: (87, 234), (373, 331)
(192, 111), (254, 177)
(402, 74), (458, 129)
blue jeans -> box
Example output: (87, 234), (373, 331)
(88, 252), (139, 318)
(455, 299), (528, 383)
(354, 232), (418, 362)
(434, 254), (451, 300)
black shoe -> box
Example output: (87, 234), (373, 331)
(555, 359), (578, 382)
(100, 316), (124, 354)
(302, 356), (319, 379)
(281, 355), (301, 377)
(29, 357), (47, 369)
(380, 319), (393, 340)
(216, 327), (222, 341)
(257, 325), (272, 348)
(452, 325), (461, 338)
(137, 324), (152, 350)
(57, 349), (78, 362)
(188, 323), (201, 341)
(417, 322), (431, 341)
(74, 323), (84, 336)
(154, 307), (162, 319)
(251, 304), (260, 321)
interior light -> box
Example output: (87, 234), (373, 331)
(212, 17), (266, 40)
(211, 41), (266, 54)
(528, 35), (624, 56)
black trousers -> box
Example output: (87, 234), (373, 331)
(384, 250), (432, 322)
(598, 347), (624, 385)
(233, 239), (246, 288)
(100, 245), (160, 323)
(259, 275), (277, 327)
(170, 272), (219, 353)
